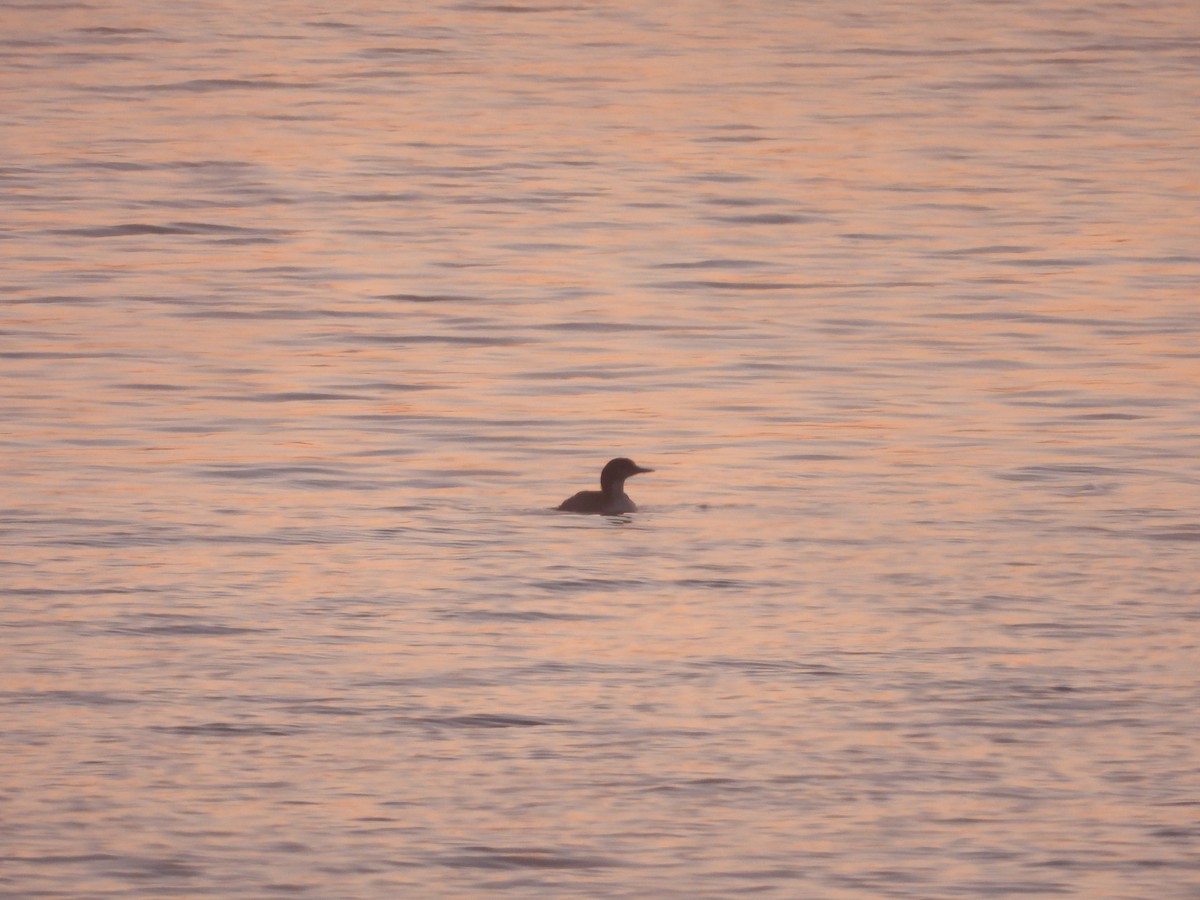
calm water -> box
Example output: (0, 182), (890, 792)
(3, 1), (1199, 897)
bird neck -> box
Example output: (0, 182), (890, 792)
(601, 478), (626, 497)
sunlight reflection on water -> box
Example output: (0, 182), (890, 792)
(3, 0), (1199, 897)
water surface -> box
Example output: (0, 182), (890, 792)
(3, 1), (1199, 897)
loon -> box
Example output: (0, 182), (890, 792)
(557, 457), (653, 515)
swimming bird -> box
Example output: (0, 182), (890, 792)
(557, 457), (653, 515)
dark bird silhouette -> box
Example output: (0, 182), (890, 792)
(557, 458), (653, 515)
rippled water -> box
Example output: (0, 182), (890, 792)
(3, 1), (1199, 897)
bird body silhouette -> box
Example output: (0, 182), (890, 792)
(557, 458), (653, 515)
